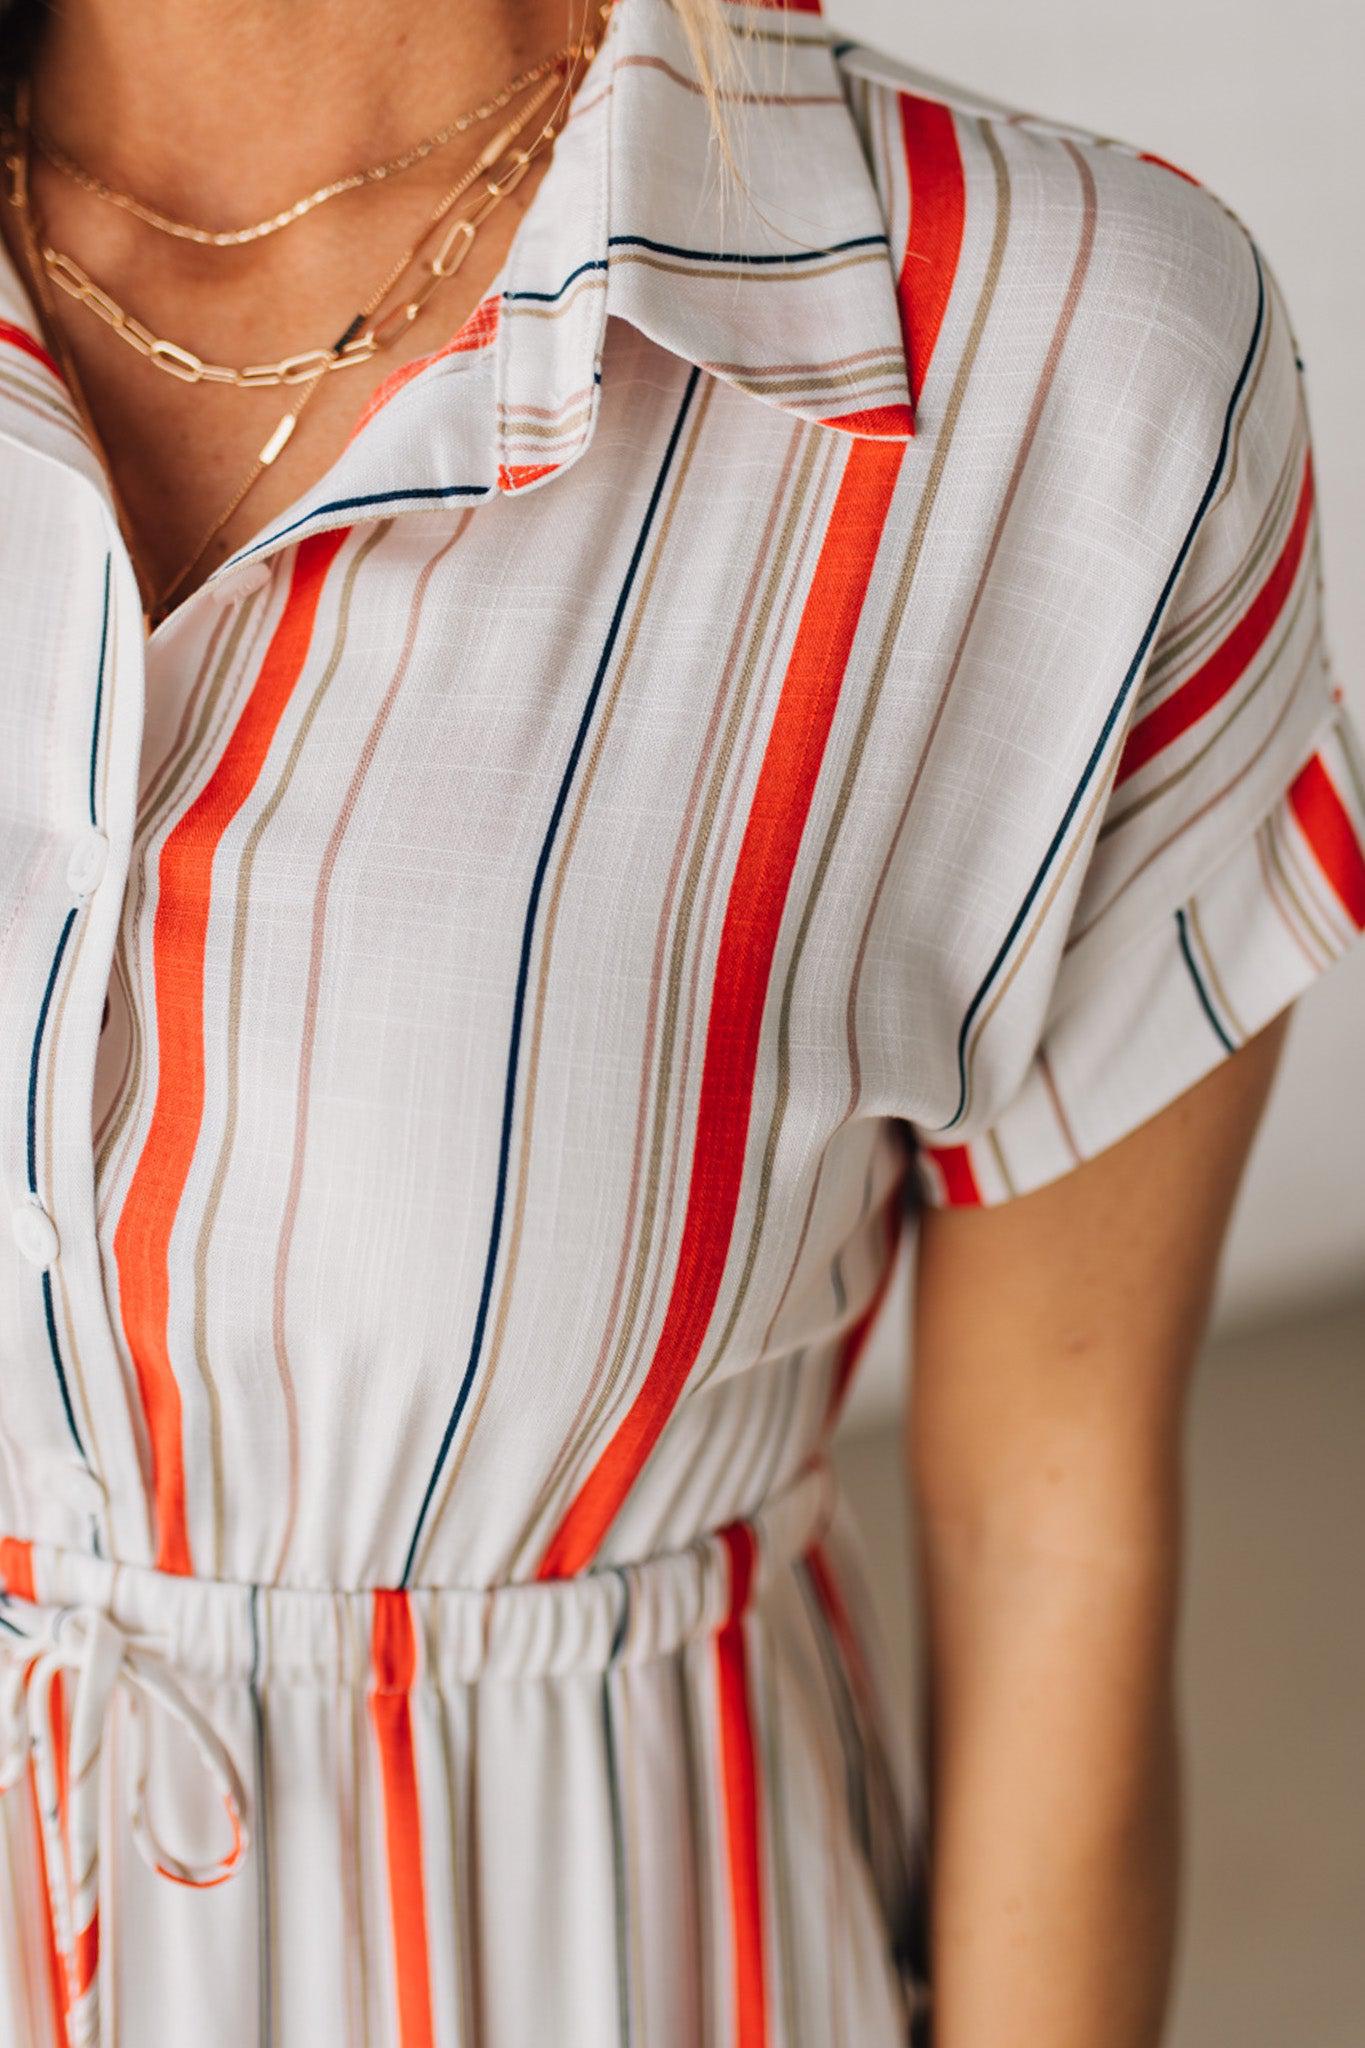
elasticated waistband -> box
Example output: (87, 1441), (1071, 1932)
(0, 1454), (838, 1688)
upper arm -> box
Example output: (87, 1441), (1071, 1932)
(905, 1006), (1291, 1540)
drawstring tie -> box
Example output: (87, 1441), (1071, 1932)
(0, 1601), (249, 2048)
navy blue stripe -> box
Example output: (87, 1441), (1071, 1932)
(27, 907), (77, 1193)
(1176, 906), (1236, 1052)
(607, 1567), (632, 1665)
(29, 908), (87, 1457)
(41, 1269), (86, 1457)
(398, 365), (703, 1587)
(88, 553), (110, 825)
(230, 484), (492, 569)
(502, 255), (609, 306)
(607, 230), (889, 267)
(931, 243), (1267, 1132)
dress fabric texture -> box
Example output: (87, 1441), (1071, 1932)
(2, 0), (1364, 2042)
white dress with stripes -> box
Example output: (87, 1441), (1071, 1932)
(1, 1), (1361, 2043)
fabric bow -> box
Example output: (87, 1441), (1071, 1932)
(0, 1600), (249, 2048)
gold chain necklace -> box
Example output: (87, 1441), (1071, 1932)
(147, 91), (573, 624)
(26, 38), (581, 247)
(7, 65), (566, 390)
(2, 28), (598, 625)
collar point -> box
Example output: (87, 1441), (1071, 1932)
(496, 460), (565, 495)
(817, 401), (916, 442)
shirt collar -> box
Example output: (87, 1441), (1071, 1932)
(488, 0), (915, 497)
(0, 0), (914, 562)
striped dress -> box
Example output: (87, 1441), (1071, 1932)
(1, 1), (1363, 2042)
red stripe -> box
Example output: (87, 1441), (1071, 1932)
(1138, 150), (1203, 188)
(1288, 751), (1365, 929)
(920, 1140), (982, 1205)
(534, 437), (906, 1578)
(821, 1193), (904, 1434)
(0, 318), (61, 380)
(715, 1523), (768, 2048)
(805, 1540), (876, 1714)
(1117, 451), (1316, 787)
(111, 526), (350, 1575)
(0, 1535), (36, 1599)
(369, 1592), (436, 2048)
(896, 96), (967, 413)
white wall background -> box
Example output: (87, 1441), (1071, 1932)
(828, 0), (1365, 1428)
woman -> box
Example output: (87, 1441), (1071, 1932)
(0, 0), (1360, 2042)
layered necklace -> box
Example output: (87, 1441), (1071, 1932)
(0, 8), (606, 625)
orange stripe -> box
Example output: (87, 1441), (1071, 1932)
(369, 1591), (436, 2048)
(24, 1753), (70, 2046)
(71, 1910), (99, 2003)
(819, 401), (916, 440)
(0, 1535), (37, 1599)
(535, 437), (906, 1578)
(497, 460), (561, 492)
(111, 526), (350, 1574)
(715, 1523), (768, 2048)
(352, 293), (501, 441)
(46, 1672), (96, 1999)
(1288, 750), (1365, 929)
(1117, 451), (1315, 787)
(45, 1672), (82, 2018)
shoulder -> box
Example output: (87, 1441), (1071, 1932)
(828, 36), (1291, 427)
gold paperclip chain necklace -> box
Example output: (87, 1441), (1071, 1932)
(1, 34), (596, 624)
(8, 63), (568, 390)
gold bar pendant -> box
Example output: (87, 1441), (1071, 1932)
(259, 413), (298, 466)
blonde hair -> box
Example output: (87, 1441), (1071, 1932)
(673, 0), (740, 100)
(669, 0), (751, 181)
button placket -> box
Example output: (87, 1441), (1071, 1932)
(17, 518), (143, 1546)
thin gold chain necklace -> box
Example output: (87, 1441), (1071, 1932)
(2, 29), (597, 625)
(7, 64), (567, 391)
(25, 37), (581, 247)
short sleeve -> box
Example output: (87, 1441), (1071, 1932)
(910, 237), (1365, 1210)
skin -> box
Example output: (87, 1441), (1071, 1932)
(4, 2), (1299, 2038)
(908, 1005), (1293, 2044)
(0, 0), (588, 607)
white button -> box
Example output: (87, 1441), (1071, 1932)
(224, 563), (271, 604)
(12, 1199), (59, 1268)
(66, 827), (109, 897)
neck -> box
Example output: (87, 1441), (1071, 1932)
(25, 0), (587, 223)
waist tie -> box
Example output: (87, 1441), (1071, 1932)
(0, 1452), (839, 2039)
(0, 1604), (249, 2048)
